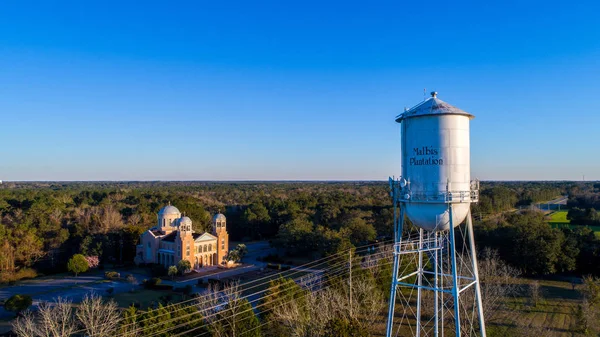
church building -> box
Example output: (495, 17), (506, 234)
(135, 204), (229, 270)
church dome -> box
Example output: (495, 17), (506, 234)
(159, 205), (181, 216)
(179, 216), (192, 226)
(213, 213), (226, 222)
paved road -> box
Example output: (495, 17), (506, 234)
(1, 241), (278, 316)
(0, 271), (148, 321)
(0, 240), (281, 328)
(531, 195), (569, 211)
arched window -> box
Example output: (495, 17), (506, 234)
(208, 244), (212, 252)
(204, 244), (208, 252)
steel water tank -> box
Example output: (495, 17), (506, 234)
(396, 92), (476, 231)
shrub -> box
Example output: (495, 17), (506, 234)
(149, 277), (162, 286)
(143, 277), (172, 290)
(85, 256), (100, 269)
(105, 271), (120, 280)
(168, 265), (178, 280)
(0, 269), (38, 284)
(4, 294), (32, 314)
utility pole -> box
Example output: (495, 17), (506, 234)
(349, 249), (353, 318)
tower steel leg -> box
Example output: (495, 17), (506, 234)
(385, 203), (405, 337)
(467, 210), (487, 337)
(440, 231), (445, 337)
(448, 204), (461, 337)
(434, 231), (439, 337)
(416, 228), (424, 337)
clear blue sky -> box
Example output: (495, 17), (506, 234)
(1, 1), (599, 181)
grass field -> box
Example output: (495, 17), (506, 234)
(548, 211), (571, 224)
(111, 289), (186, 310)
(488, 279), (581, 337)
(548, 210), (600, 238)
(371, 278), (587, 337)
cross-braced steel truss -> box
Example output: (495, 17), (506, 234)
(385, 188), (486, 337)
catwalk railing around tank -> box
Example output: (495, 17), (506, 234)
(389, 177), (480, 204)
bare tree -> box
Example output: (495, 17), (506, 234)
(76, 293), (120, 337)
(267, 275), (385, 337)
(97, 206), (124, 234)
(11, 311), (37, 337)
(197, 283), (226, 337)
(477, 248), (521, 322)
(219, 281), (245, 337)
(529, 280), (541, 307)
(128, 213), (142, 227)
(349, 275), (385, 330)
(126, 274), (138, 292)
(12, 297), (76, 337)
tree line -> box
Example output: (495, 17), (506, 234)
(1, 181), (599, 283)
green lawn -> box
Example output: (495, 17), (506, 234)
(111, 289), (185, 310)
(547, 211), (600, 238)
(548, 211), (570, 224)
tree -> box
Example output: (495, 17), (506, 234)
(235, 244), (248, 260)
(261, 277), (308, 336)
(323, 318), (369, 337)
(177, 260), (191, 274)
(12, 297), (75, 337)
(482, 212), (565, 275)
(198, 282), (261, 337)
(76, 293), (120, 337)
(529, 281), (542, 307)
(126, 274), (138, 292)
(120, 305), (140, 337)
(168, 265), (178, 280)
(169, 304), (208, 336)
(140, 304), (173, 337)
(226, 250), (240, 263)
(582, 275), (600, 306)
(4, 294), (32, 315)
(220, 298), (261, 337)
(67, 254), (89, 277)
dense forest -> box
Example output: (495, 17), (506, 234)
(1, 180), (600, 283)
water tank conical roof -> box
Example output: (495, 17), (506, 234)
(396, 92), (473, 122)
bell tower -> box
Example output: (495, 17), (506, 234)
(177, 216), (194, 266)
(212, 213), (229, 265)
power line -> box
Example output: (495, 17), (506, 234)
(166, 255), (396, 337)
(131, 242), (403, 337)
(112, 240), (396, 336)
(73, 239), (392, 337)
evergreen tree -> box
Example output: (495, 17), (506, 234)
(67, 254), (89, 277)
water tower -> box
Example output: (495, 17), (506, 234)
(386, 92), (485, 337)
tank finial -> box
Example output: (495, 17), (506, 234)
(431, 91), (438, 98)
